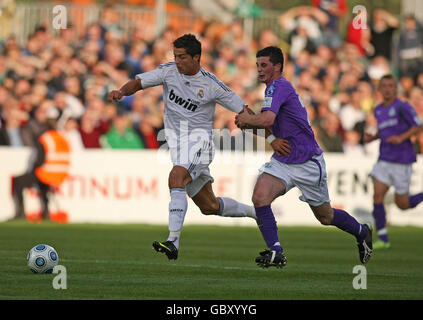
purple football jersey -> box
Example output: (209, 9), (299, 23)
(374, 98), (422, 164)
(261, 77), (322, 164)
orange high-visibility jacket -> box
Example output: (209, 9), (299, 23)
(35, 130), (71, 187)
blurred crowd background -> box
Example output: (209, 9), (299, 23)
(1, 0), (423, 155)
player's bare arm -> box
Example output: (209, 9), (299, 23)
(386, 126), (421, 145)
(363, 132), (379, 143)
(235, 107), (276, 128)
(267, 131), (291, 156)
(108, 79), (143, 101)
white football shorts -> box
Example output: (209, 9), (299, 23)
(258, 153), (330, 207)
(169, 138), (215, 198)
(370, 160), (413, 195)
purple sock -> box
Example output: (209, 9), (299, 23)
(255, 205), (282, 252)
(373, 203), (389, 243)
(331, 209), (367, 242)
(410, 192), (423, 208)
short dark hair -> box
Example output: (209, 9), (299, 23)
(173, 34), (201, 58)
(256, 46), (284, 73)
(380, 74), (396, 82)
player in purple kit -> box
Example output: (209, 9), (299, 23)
(364, 74), (423, 249)
(236, 46), (373, 268)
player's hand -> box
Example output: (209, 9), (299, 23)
(271, 138), (291, 157)
(386, 135), (403, 145)
(235, 105), (255, 129)
(363, 133), (377, 143)
(108, 90), (124, 102)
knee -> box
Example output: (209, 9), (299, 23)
(168, 171), (183, 188)
(395, 200), (410, 211)
(252, 192), (270, 208)
(168, 167), (190, 189)
(251, 194), (268, 208)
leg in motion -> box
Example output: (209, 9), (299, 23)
(152, 166), (191, 260)
(251, 173), (287, 268)
(12, 173), (38, 220)
(372, 178), (390, 249)
(38, 181), (51, 221)
(192, 181), (256, 220)
(311, 203), (373, 264)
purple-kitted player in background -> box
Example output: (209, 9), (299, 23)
(365, 74), (423, 250)
(236, 46), (373, 268)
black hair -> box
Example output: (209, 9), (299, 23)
(173, 34), (201, 58)
(380, 74), (396, 82)
(256, 46), (284, 73)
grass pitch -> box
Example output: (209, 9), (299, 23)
(0, 221), (422, 300)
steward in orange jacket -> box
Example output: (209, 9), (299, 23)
(13, 108), (70, 220)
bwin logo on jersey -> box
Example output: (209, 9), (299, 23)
(169, 89), (198, 112)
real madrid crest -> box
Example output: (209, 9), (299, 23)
(197, 89), (204, 99)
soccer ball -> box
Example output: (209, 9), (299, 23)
(27, 244), (59, 274)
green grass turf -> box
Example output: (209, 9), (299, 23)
(0, 221), (422, 300)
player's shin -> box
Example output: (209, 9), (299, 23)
(255, 205), (283, 252)
(167, 188), (188, 249)
(372, 203), (389, 242)
(409, 192), (423, 208)
(216, 197), (257, 220)
(332, 209), (368, 242)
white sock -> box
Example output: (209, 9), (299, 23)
(167, 188), (188, 249)
(167, 233), (180, 249)
(216, 197), (257, 220)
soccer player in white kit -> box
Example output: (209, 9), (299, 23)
(108, 34), (286, 260)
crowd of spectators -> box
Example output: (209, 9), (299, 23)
(1, 0), (423, 156)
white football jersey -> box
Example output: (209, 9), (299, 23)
(135, 62), (245, 143)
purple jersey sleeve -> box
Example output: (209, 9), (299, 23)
(260, 82), (291, 115)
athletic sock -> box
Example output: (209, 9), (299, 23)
(216, 197), (257, 220)
(372, 203), (389, 243)
(255, 205), (282, 252)
(409, 192), (423, 208)
(331, 209), (367, 242)
(167, 188), (188, 249)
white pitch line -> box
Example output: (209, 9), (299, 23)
(58, 258), (264, 272)
(4, 255), (263, 272)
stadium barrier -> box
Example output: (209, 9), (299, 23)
(12, 3), (284, 47)
(1, 146), (423, 226)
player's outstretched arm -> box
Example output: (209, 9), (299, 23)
(108, 79), (142, 101)
(235, 106), (275, 129)
(363, 132), (379, 143)
(235, 107), (291, 156)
